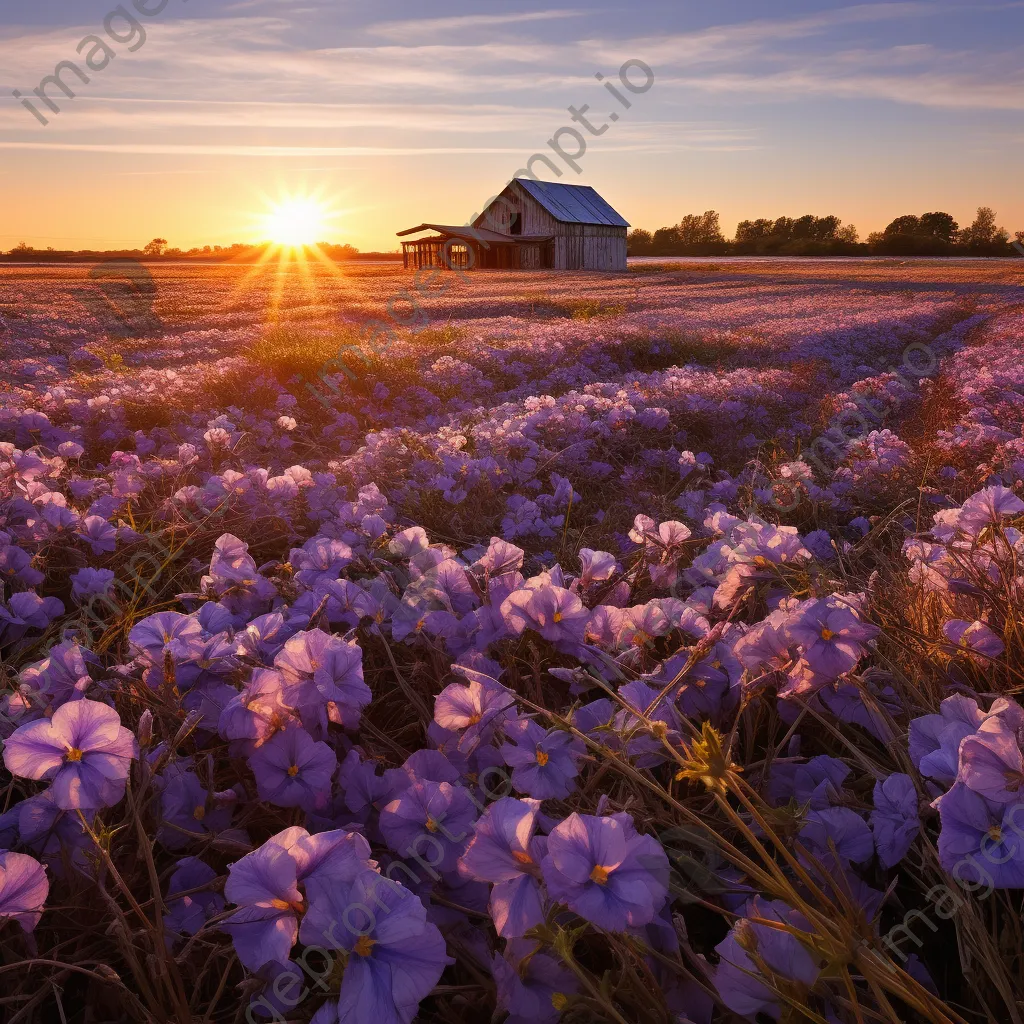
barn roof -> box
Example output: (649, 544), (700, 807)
(514, 180), (630, 228)
(396, 223), (553, 243)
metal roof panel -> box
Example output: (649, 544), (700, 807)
(515, 180), (629, 227)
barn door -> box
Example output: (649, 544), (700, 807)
(567, 225), (584, 270)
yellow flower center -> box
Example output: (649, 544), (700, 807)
(193, 805), (206, 821)
(821, 628), (835, 641)
(353, 934), (377, 957)
(287, 764), (300, 777)
(589, 865), (611, 886)
(269, 898), (303, 913)
(536, 749), (550, 767)
(65, 747), (84, 762)
(467, 713), (482, 726)
(512, 850), (534, 866)
(552, 611), (563, 623)
(425, 817), (440, 833)
(989, 825), (1003, 843)
(551, 992), (569, 1011)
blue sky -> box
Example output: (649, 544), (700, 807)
(1, 0), (1022, 249)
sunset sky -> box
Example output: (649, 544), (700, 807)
(2, 0), (1023, 252)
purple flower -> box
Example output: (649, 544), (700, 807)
(767, 755), (849, 810)
(289, 535), (354, 588)
(909, 694), (989, 785)
(492, 939), (578, 1024)
(287, 827), (375, 903)
(501, 583), (591, 645)
(933, 783), (1024, 887)
(17, 790), (93, 876)
(128, 611), (204, 674)
(18, 640), (97, 707)
(0, 543), (43, 587)
(75, 515), (117, 555)
(786, 599), (879, 679)
(433, 674), (514, 749)
(799, 807), (874, 865)
(460, 797), (546, 938)
(870, 774), (921, 868)
(3, 698), (137, 809)
(943, 619), (1005, 661)
(380, 778), (477, 873)
(223, 840), (304, 971)
(0, 592), (64, 646)
(958, 717), (1024, 804)
(70, 567), (116, 605)
(156, 763), (233, 850)
(165, 857), (224, 938)
(0, 851), (48, 933)
(714, 898), (819, 1020)
(274, 628), (370, 733)
(500, 719), (585, 800)
(540, 812), (669, 931)
(957, 484), (1024, 537)
(299, 869), (451, 1024)
(218, 668), (291, 752)
(248, 726), (337, 811)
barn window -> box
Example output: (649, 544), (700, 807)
(510, 212), (522, 236)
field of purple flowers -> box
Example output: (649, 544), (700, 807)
(1, 259), (1023, 1024)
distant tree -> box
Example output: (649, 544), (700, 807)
(919, 212), (958, 243)
(11, 241), (32, 253)
(627, 228), (654, 255)
(791, 215), (818, 240)
(837, 223), (860, 243)
(884, 215), (921, 237)
(143, 237), (168, 257)
(677, 211), (724, 246)
(1015, 230), (1024, 246)
(961, 207), (1009, 250)
(651, 226), (681, 254)
(772, 217), (795, 240)
(812, 215), (841, 241)
(735, 218), (774, 244)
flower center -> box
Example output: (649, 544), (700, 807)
(65, 747), (84, 762)
(287, 764), (300, 777)
(269, 898), (303, 913)
(536, 749), (550, 767)
(193, 805), (206, 821)
(820, 628), (835, 641)
(551, 993), (568, 1011)
(467, 713), (482, 726)
(425, 816), (440, 833)
(353, 934), (377, 957)
(511, 850), (534, 866)
(552, 611), (563, 623)
(589, 864), (611, 886)
(989, 825), (1004, 843)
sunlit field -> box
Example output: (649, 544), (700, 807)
(2, 258), (1024, 1023)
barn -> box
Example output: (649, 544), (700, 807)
(397, 179), (629, 272)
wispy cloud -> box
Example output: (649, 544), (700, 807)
(366, 8), (589, 41)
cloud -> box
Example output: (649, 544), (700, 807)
(366, 8), (589, 41)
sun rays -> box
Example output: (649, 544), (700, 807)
(223, 190), (359, 320)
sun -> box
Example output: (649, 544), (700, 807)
(262, 196), (330, 247)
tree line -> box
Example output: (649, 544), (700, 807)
(1, 240), (380, 263)
(628, 207), (1024, 257)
